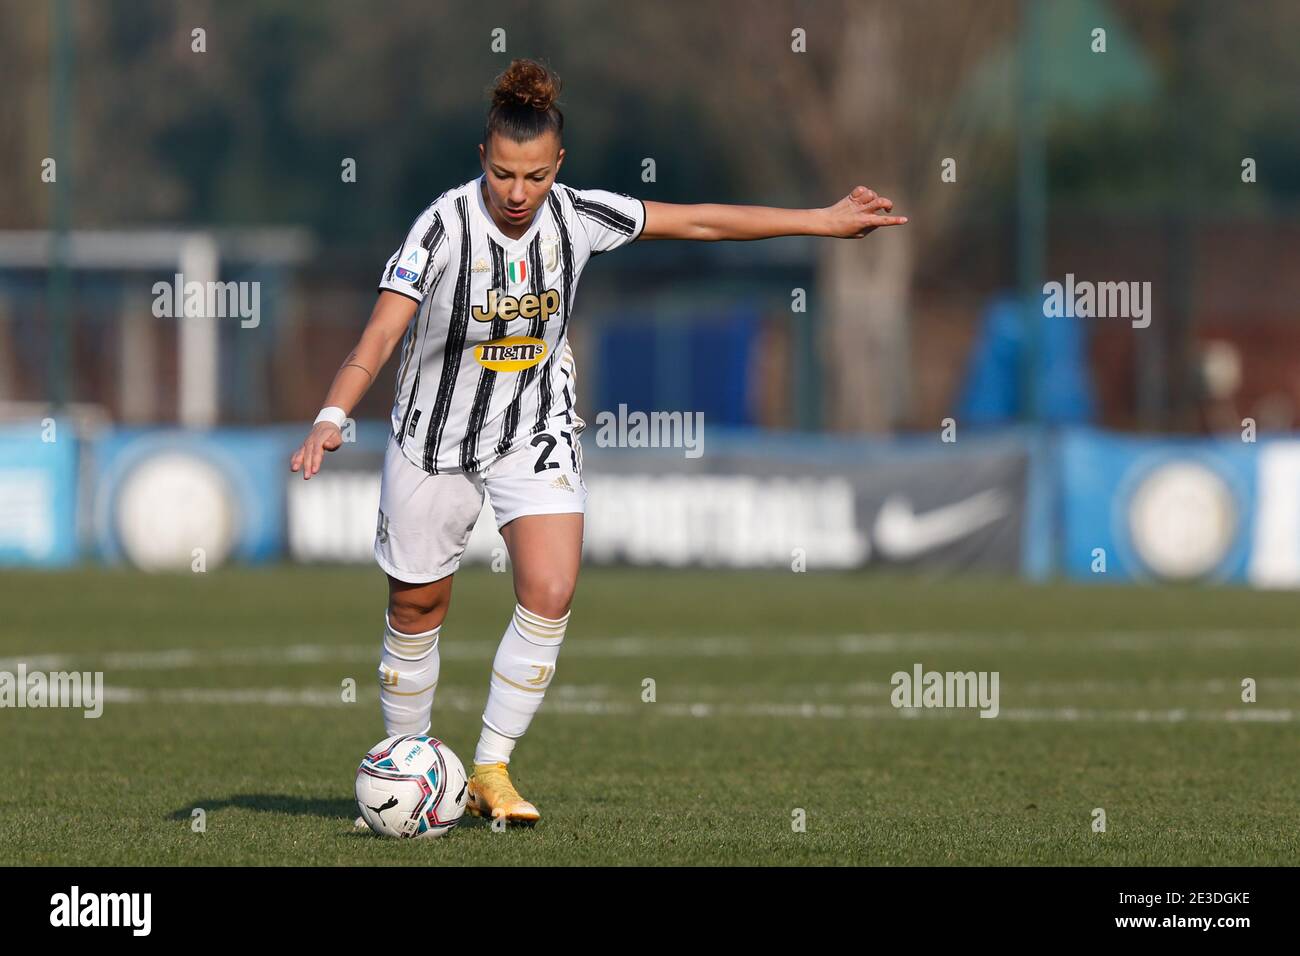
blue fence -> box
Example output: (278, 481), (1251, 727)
(2, 418), (1297, 586)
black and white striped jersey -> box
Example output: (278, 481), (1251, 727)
(378, 173), (645, 474)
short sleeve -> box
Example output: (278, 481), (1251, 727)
(378, 203), (450, 303)
(568, 186), (645, 255)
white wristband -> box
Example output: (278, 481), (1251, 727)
(314, 406), (347, 429)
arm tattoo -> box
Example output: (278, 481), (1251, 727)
(342, 361), (375, 384)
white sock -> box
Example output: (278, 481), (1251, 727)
(475, 604), (569, 765)
(378, 614), (441, 736)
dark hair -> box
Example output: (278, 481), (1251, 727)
(483, 58), (564, 148)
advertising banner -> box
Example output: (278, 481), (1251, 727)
(0, 421), (78, 567)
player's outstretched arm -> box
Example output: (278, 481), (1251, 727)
(289, 290), (418, 480)
(639, 186), (907, 242)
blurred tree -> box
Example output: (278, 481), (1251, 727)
(623, 0), (1018, 432)
(5, 0), (1298, 430)
(0, 1), (54, 227)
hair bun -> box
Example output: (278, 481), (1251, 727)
(491, 58), (561, 112)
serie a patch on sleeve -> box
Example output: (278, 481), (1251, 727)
(395, 246), (429, 283)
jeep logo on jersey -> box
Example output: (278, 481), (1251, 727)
(474, 336), (548, 372)
(471, 288), (561, 324)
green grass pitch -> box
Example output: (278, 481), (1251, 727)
(2, 566), (1298, 866)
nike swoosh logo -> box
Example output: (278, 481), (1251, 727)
(873, 489), (1010, 560)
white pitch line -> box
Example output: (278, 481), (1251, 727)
(736, 678), (1300, 698)
(93, 685), (1295, 723)
(4, 628), (1299, 674)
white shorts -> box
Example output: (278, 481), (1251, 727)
(373, 422), (587, 584)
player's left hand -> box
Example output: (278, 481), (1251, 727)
(823, 186), (908, 238)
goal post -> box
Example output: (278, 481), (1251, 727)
(0, 228), (313, 427)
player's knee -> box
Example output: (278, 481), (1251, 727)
(516, 581), (574, 622)
(387, 591), (448, 634)
(517, 587), (574, 624)
(386, 572), (453, 634)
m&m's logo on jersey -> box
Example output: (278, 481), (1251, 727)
(471, 287), (560, 324)
(474, 336), (548, 372)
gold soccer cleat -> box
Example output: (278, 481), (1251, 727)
(465, 762), (540, 826)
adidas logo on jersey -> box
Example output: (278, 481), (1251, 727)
(551, 474), (575, 492)
(471, 287), (560, 323)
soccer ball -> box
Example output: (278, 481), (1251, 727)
(355, 734), (468, 839)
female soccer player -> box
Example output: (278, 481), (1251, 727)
(290, 58), (906, 825)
